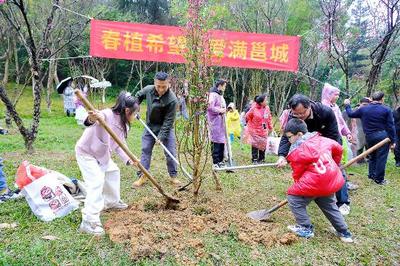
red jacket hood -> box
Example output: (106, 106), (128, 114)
(286, 133), (344, 197)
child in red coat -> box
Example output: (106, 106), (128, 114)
(284, 118), (353, 242)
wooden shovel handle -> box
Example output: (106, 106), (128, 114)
(74, 90), (167, 195)
(342, 137), (391, 169)
(267, 199), (288, 213)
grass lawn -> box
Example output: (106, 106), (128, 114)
(1, 85), (399, 265)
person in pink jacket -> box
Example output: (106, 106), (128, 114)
(245, 94), (273, 163)
(75, 91), (139, 236)
(321, 83), (352, 141)
(207, 79), (227, 167)
(321, 83), (358, 197)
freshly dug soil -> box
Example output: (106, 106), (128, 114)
(104, 192), (297, 263)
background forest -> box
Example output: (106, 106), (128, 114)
(1, 0), (399, 116)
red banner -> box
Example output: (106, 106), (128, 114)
(90, 19), (300, 72)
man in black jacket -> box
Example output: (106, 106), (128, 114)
(394, 106), (400, 167)
(277, 94), (351, 215)
(133, 72), (181, 187)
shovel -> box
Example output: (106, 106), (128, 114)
(74, 90), (180, 207)
(247, 137), (391, 221)
(136, 114), (193, 190)
(213, 162), (278, 172)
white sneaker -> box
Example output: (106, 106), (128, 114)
(347, 182), (359, 190)
(329, 227), (354, 243)
(104, 200), (128, 210)
(79, 221), (105, 236)
(287, 224), (314, 238)
(339, 204), (350, 216)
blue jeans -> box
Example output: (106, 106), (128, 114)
(366, 130), (390, 183)
(336, 168), (350, 206)
(139, 129), (178, 177)
(0, 158), (8, 191)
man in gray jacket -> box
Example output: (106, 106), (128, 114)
(133, 72), (181, 187)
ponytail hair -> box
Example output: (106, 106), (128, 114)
(255, 94), (267, 105)
(112, 91), (139, 138)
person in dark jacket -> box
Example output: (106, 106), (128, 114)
(344, 91), (397, 185)
(276, 94), (351, 215)
(393, 106), (400, 167)
(133, 72), (181, 187)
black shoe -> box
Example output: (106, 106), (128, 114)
(0, 189), (22, 203)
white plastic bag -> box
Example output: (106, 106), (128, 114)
(266, 132), (281, 155)
(21, 173), (79, 222)
(75, 105), (88, 125)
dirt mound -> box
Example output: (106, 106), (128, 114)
(104, 193), (297, 263)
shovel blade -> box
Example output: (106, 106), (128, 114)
(165, 195), (180, 203)
(164, 196), (180, 209)
(247, 209), (272, 221)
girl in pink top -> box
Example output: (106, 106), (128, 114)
(75, 91), (139, 236)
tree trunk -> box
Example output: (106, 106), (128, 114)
(2, 50), (9, 85)
(29, 70), (43, 153)
(32, 77), (35, 97)
(0, 0), (60, 153)
(125, 60), (135, 90)
(4, 39), (12, 127)
(53, 61), (59, 85)
(25, 134), (35, 154)
(13, 38), (20, 85)
(0, 85), (31, 148)
(366, 3), (398, 96)
(46, 60), (55, 112)
(5, 111), (12, 128)
(102, 88), (106, 103)
(46, 60), (57, 112)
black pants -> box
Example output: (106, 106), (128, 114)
(366, 130), (390, 183)
(251, 147), (265, 162)
(395, 133), (400, 164)
(211, 142), (225, 164)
